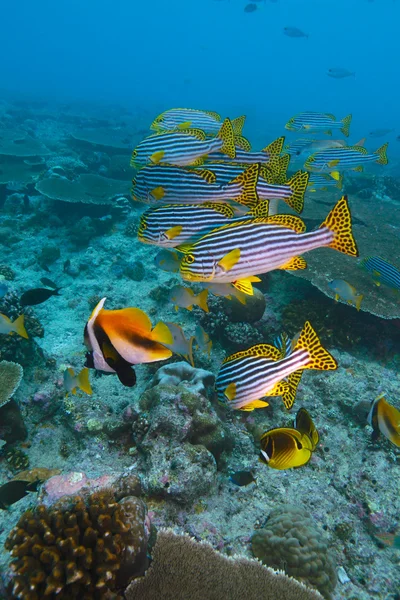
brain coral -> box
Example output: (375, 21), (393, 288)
(126, 528), (323, 600)
(0, 360), (23, 407)
(251, 505), (337, 600)
(5, 489), (150, 599)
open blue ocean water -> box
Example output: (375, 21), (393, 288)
(0, 1), (399, 599)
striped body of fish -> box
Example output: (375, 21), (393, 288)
(131, 163), (259, 207)
(209, 136), (285, 165)
(150, 108), (246, 137)
(198, 154), (290, 185)
(131, 118), (236, 168)
(285, 138), (347, 157)
(360, 256), (400, 290)
(305, 143), (389, 173)
(308, 173), (343, 192)
(285, 112), (352, 137)
(216, 321), (337, 411)
(138, 202), (236, 247)
(177, 196), (358, 293)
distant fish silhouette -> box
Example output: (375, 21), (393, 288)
(20, 287), (61, 306)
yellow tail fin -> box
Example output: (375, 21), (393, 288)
(340, 114), (352, 137)
(286, 170), (309, 214)
(218, 118), (236, 159)
(13, 315), (29, 339)
(262, 136), (285, 156)
(196, 289), (209, 313)
(319, 195), (359, 257)
(77, 367), (93, 395)
(375, 142), (389, 165)
(355, 294), (363, 311)
(230, 163), (260, 207)
(294, 321), (337, 371)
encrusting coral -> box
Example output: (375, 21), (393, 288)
(251, 505), (337, 600)
(5, 489), (150, 599)
(126, 528), (323, 600)
(0, 360), (23, 407)
(152, 361), (215, 397)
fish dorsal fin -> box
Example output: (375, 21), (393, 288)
(218, 248), (241, 272)
(349, 145), (368, 154)
(265, 380), (290, 396)
(295, 407), (319, 448)
(194, 169), (217, 183)
(326, 113), (336, 120)
(177, 128), (207, 141)
(231, 115), (246, 135)
(234, 135), (251, 151)
(353, 165), (364, 172)
(231, 276), (261, 295)
(205, 110), (221, 121)
(249, 200), (270, 218)
(259, 164), (275, 184)
(223, 343), (282, 364)
(267, 214), (306, 233)
(279, 256), (307, 270)
(229, 163), (260, 208)
(286, 170), (309, 213)
(201, 202), (235, 218)
(218, 118), (236, 159)
(262, 136), (285, 155)
(97, 306), (153, 335)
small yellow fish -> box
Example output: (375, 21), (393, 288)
(0, 313), (28, 339)
(368, 394), (400, 447)
(328, 279), (363, 311)
(154, 249), (181, 273)
(169, 285), (209, 312)
(194, 324), (212, 357)
(63, 367), (92, 396)
(163, 322), (195, 366)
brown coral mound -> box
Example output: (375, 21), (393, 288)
(251, 505), (337, 600)
(5, 490), (149, 600)
(126, 529), (323, 600)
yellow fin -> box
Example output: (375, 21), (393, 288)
(330, 171), (340, 181)
(286, 170), (309, 214)
(353, 165), (363, 172)
(149, 150), (165, 164)
(218, 248), (241, 272)
(195, 169), (217, 184)
(262, 136), (285, 155)
(249, 200), (270, 218)
(201, 202), (235, 218)
(165, 225), (183, 240)
(151, 186), (165, 201)
(267, 214), (306, 233)
(224, 382), (237, 401)
(179, 128), (207, 140)
(77, 367), (92, 396)
(229, 163), (260, 207)
(375, 142), (389, 165)
(240, 399), (269, 411)
(231, 276), (261, 295)
(151, 321), (174, 347)
(355, 294), (363, 311)
(234, 135), (251, 151)
(177, 121), (192, 129)
(340, 114), (352, 137)
(328, 159), (339, 167)
(195, 289), (209, 313)
(12, 315), (29, 339)
(294, 321), (337, 370)
(295, 407), (319, 449)
(282, 370), (303, 410)
(223, 343), (281, 364)
(320, 195), (359, 257)
(231, 115), (246, 135)
(266, 380), (290, 396)
(205, 110), (221, 121)
(218, 118), (236, 159)
(279, 256), (307, 270)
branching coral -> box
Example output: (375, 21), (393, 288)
(126, 529), (323, 600)
(251, 505), (337, 600)
(5, 489), (150, 599)
(0, 360), (23, 407)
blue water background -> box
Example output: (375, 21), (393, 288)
(0, 0), (398, 153)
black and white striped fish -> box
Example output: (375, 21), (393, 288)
(215, 321), (337, 411)
(209, 136), (285, 165)
(131, 163), (260, 207)
(150, 108), (247, 139)
(203, 154), (291, 185)
(177, 196), (358, 294)
(131, 118), (236, 168)
(285, 112), (352, 137)
(360, 256), (400, 291)
(305, 143), (389, 173)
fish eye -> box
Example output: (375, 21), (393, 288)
(185, 254), (195, 264)
(132, 150), (137, 158)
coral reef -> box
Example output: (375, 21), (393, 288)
(5, 488), (150, 599)
(126, 529), (323, 600)
(4, 448), (29, 473)
(35, 173), (128, 205)
(0, 264), (16, 280)
(0, 360), (23, 407)
(152, 361), (215, 397)
(251, 505), (337, 599)
(0, 291), (44, 364)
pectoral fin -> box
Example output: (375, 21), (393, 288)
(165, 225), (183, 240)
(151, 186), (165, 200)
(328, 159), (339, 167)
(149, 151), (165, 164)
(232, 276), (261, 295)
(224, 382), (237, 401)
(218, 248), (241, 272)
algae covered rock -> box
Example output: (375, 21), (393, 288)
(251, 505), (337, 599)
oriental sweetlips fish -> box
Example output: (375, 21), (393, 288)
(304, 143), (389, 174)
(216, 322), (337, 411)
(360, 256), (400, 291)
(368, 394), (400, 447)
(259, 408), (319, 470)
(131, 163), (260, 207)
(208, 136), (285, 165)
(84, 298), (180, 386)
(131, 118), (238, 168)
(150, 108), (247, 139)
(285, 112), (352, 137)
(203, 155), (291, 186)
(177, 196), (358, 295)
